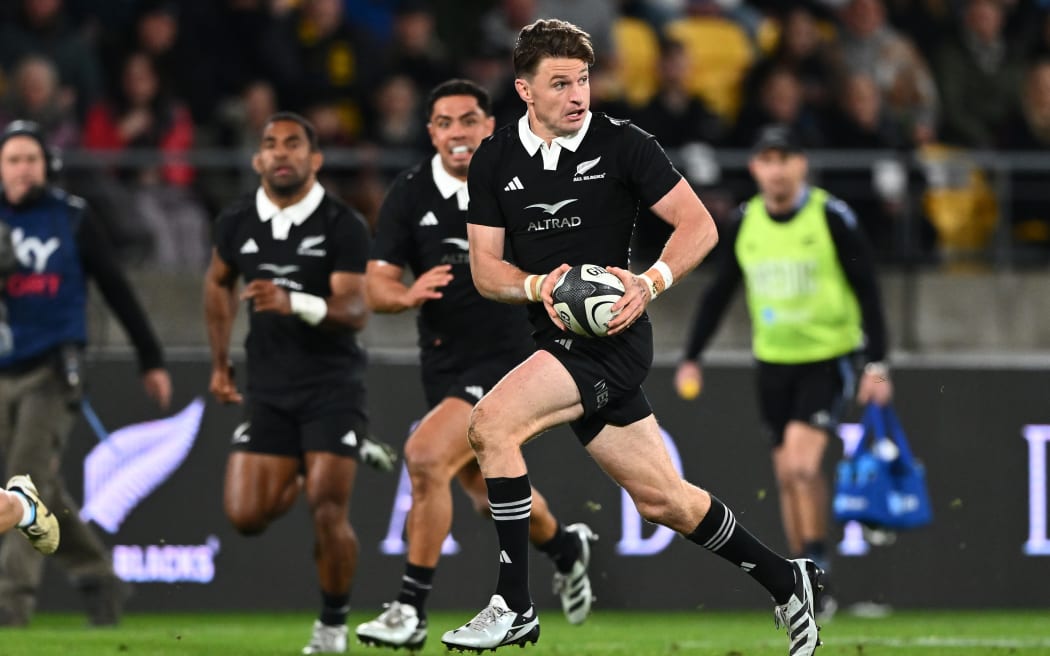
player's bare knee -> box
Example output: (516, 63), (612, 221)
(467, 405), (492, 454)
(405, 444), (452, 490)
(310, 500), (350, 535)
(225, 503), (269, 536)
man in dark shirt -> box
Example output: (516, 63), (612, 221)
(675, 125), (893, 619)
(441, 20), (824, 656)
(355, 79), (596, 652)
(203, 112), (371, 655)
(0, 119), (170, 627)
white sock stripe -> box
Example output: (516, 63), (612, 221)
(489, 497), (532, 509)
(703, 508), (736, 551)
(708, 512), (737, 551)
(701, 507), (732, 549)
(493, 510), (532, 521)
(402, 576), (432, 589)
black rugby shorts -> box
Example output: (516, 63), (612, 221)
(421, 345), (531, 410)
(538, 317), (654, 445)
(232, 383), (368, 459)
(756, 354), (858, 446)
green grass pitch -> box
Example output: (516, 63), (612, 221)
(3, 610), (1048, 655)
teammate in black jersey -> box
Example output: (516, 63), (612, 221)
(355, 79), (596, 651)
(204, 112), (371, 655)
(440, 20), (824, 656)
(675, 126), (893, 620)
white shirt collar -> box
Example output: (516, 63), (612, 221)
(255, 181), (325, 240)
(430, 154), (470, 210)
(517, 112), (592, 170)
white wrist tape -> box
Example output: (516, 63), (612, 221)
(652, 260), (674, 290)
(289, 292), (328, 325)
(524, 274), (546, 302)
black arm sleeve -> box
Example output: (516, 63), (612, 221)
(77, 209), (165, 371)
(825, 197), (888, 363)
(683, 214), (744, 361)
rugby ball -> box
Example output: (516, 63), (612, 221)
(551, 264), (625, 337)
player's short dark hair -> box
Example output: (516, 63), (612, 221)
(426, 79), (492, 119)
(263, 111), (320, 151)
(513, 19), (595, 79)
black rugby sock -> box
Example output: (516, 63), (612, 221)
(686, 495), (796, 604)
(537, 523), (581, 574)
(396, 562), (435, 619)
(319, 590), (350, 626)
(487, 475), (533, 613)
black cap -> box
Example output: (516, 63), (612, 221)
(752, 124), (803, 155)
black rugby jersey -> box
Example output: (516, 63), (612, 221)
(372, 155), (531, 355)
(468, 112), (682, 330)
(214, 183), (370, 397)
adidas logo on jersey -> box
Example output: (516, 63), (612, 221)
(240, 238), (259, 254)
(499, 550), (513, 564)
(464, 385), (484, 400)
(503, 176), (524, 191)
(341, 430), (358, 447)
(419, 211), (439, 227)
(555, 338), (573, 351)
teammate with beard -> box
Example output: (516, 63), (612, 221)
(355, 80), (596, 652)
(204, 112), (371, 655)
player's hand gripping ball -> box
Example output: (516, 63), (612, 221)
(552, 264), (626, 337)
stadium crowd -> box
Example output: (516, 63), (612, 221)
(2, 0), (1050, 269)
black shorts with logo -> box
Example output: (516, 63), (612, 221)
(231, 382), (368, 459)
(756, 354), (858, 446)
(538, 316), (654, 446)
(421, 343), (532, 410)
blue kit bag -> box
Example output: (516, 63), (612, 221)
(833, 403), (933, 529)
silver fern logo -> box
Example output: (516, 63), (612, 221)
(80, 398), (205, 533)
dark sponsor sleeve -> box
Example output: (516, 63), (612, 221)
(370, 173), (414, 268)
(683, 211), (744, 361)
(332, 205), (371, 274)
(77, 207), (164, 371)
(825, 197), (888, 363)
(466, 137), (505, 228)
(212, 206), (239, 270)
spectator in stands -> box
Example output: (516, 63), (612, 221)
(0, 0), (103, 119)
(0, 55), (79, 150)
(461, 43), (520, 129)
(731, 67), (825, 149)
(1029, 10), (1050, 58)
(823, 73), (902, 255)
(112, 1), (222, 124)
(934, 0), (1025, 149)
(999, 58), (1050, 251)
(366, 74), (428, 150)
(834, 0), (938, 145)
(81, 52), (209, 271)
(824, 73), (899, 149)
(480, 0), (538, 58)
(632, 38), (723, 148)
(282, 0), (384, 141)
(385, 1), (455, 93)
(537, 0), (616, 59)
(883, 0), (953, 59)
(744, 6), (838, 115)
(209, 0), (300, 106)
